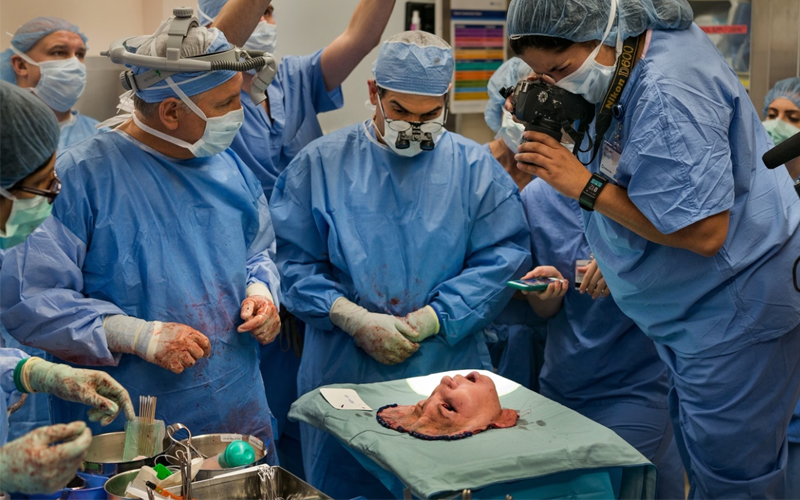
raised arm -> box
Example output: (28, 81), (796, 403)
(320, 0), (396, 91)
(213, 0), (272, 48)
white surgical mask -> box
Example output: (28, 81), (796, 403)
(132, 77), (244, 158)
(375, 100), (446, 157)
(555, 0), (621, 104)
(244, 21), (277, 54)
(11, 47), (87, 112)
(0, 194), (52, 249)
(497, 109), (525, 154)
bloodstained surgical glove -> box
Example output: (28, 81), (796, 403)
(19, 357), (135, 425)
(329, 297), (420, 365)
(103, 315), (211, 374)
(0, 421), (92, 494)
(238, 283), (281, 345)
(401, 306), (440, 342)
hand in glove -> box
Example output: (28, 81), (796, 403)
(0, 421), (91, 494)
(330, 298), (419, 365)
(401, 306), (440, 342)
(19, 357), (135, 425)
(238, 283), (281, 345)
(104, 316), (211, 374)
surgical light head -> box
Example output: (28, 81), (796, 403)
(102, 7), (277, 106)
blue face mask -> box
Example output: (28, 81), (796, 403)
(0, 195), (53, 249)
(244, 21), (277, 54)
(763, 118), (800, 145)
(132, 77), (245, 158)
(12, 48), (87, 113)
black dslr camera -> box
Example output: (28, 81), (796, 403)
(501, 80), (595, 145)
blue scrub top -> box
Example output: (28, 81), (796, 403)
(578, 25), (800, 357)
(270, 120), (532, 392)
(58, 112), (104, 151)
(0, 131), (281, 462)
(522, 179), (669, 409)
(232, 50), (344, 200)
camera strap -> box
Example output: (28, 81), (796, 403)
(588, 32), (647, 163)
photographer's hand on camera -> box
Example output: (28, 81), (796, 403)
(515, 130), (591, 200)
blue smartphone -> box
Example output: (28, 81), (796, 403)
(506, 277), (560, 292)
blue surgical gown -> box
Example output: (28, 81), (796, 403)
(271, 120), (532, 498)
(578, 25), (800, 358)
(231, 50), (344, 201)
(0, 348), (27, 447)
(521, 179), (683, 499)
(0, 130), (281, 463)
(58, 111), (105, 151)
(232, 50), (342, 477)
(576, 24), (800, 498)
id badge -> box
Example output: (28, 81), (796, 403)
(599, 141), (621, 181)
(575, 259), (591, 289)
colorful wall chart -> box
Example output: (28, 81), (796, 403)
(450, 0), (506, 114)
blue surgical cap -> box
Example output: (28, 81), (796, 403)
(373, 31), (454, 96)
(0, 81), (60, 188)
(0, 17), (88, 84)
(764, 78), (800, 119)
(507, 0), (693, 45)
(127, 26), (237, 103)
(197, 0), (227, 25)
(485, 58), (532, 133)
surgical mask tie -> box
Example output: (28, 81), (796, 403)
(375, 95), (447, 157)
(132, 77), (244, 158)
(555, 0), (621, 104)
(0, 188), (53, 249)
(11, 47), (87, 112)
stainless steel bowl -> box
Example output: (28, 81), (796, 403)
(103, 469), (141, 500)
(164, 433), (267, 481)
(81, 431), (167, 477)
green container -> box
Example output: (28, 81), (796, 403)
(218, 440), (256, 469)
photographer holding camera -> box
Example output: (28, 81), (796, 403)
(506, 0), (800, 497)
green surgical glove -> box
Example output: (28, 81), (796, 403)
(20, 357), (135, 425)
(401, 306), (440, 342)
(330, 297), (420, 365)
(0, 421), (92, 494)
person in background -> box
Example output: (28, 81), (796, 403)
(508, 0), (800, 496)
(271, 31), (531, 498)
(485, 57), (535, 191)
(0, 80), (134, 497)
(482, 57), (545, 389)
(0, 17), (105, 151)
(763, 77), (800, 179)
(200, 0), (396, 475)
(518, 176), (684, 499)
(0, 16), (282, 464)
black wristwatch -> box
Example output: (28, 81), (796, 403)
(579, 173), (609, 211)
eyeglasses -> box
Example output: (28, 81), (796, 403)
(14, 176), (62, 204)
(377, 95), (447, 134)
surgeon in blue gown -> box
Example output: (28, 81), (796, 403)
(0, 17), (105, 151)
(508, 0), (800, 497)
(520, 178), (684, 500)
(0, 18), (284, 464)
(271, 31), (532, 499)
